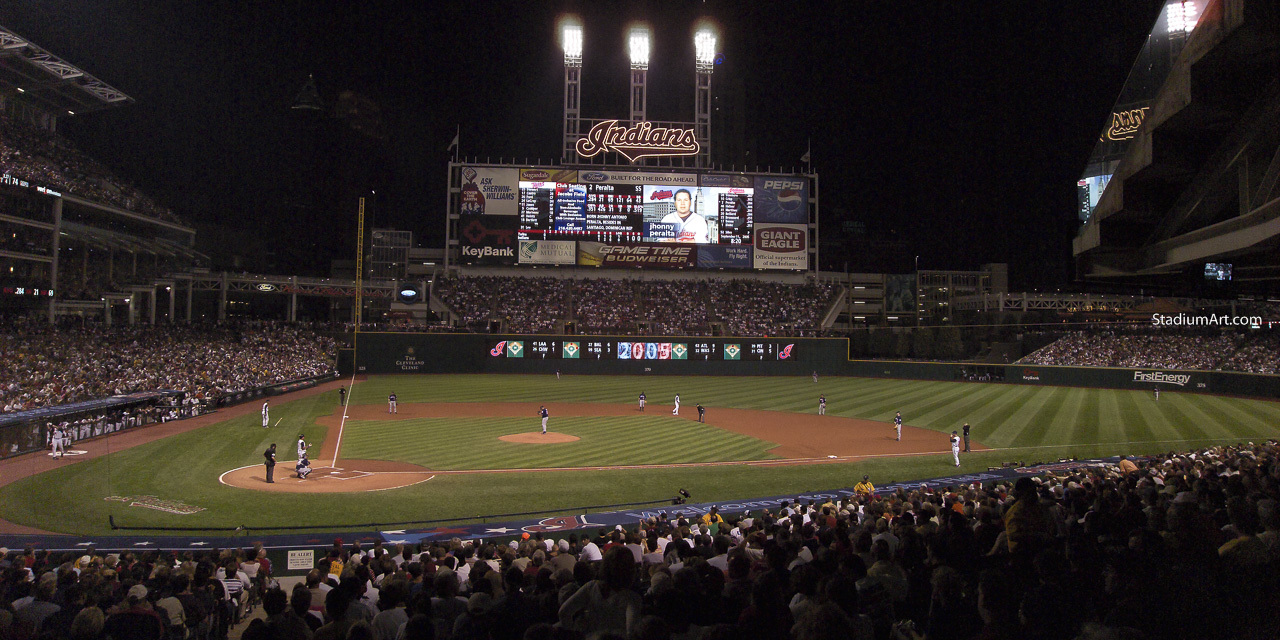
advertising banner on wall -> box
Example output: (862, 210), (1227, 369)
(577, 241), (696, 269)
(884, 274), (916, 313)
(696, 245), (753, 269)
(576, 171), (698, 186)
(701, 174), (753, 188)
(753, 176), (808, 223)
(460, 167), (519, 215)
(518, 240), (577, 265)
(753, 224), (808, 270)
(458, 215), (518, 265)
(520, 168), (578, 183)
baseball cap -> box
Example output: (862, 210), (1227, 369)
(128, 584), (148, 602)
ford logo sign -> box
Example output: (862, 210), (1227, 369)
(581, 172), (608, 181)
(255, 284), (276, 292)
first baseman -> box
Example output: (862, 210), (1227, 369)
(894, 411), (902, 441)
(388, 393), (397, 414)
(261, 401), (270, 428)
(540, 405), (549, 434)
(950, 431), (961, 466)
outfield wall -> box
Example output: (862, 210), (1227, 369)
(341, 333), (1280, 399)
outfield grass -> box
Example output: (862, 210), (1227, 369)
(0, 374), (1276, 535)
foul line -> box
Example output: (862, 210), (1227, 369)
(330, 371), (358, 467)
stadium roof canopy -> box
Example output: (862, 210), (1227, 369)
(0, 25), (133, 116)
(1073, 0), (1280, 292)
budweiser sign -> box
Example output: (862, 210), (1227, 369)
(576, 120), (700, 162)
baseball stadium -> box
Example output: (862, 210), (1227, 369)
(2, 2), (1280, 639)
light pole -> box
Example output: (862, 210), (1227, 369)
(915, 255), (921, 327)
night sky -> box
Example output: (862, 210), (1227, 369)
(0, 0), (1167, 288)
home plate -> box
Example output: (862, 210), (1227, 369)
(828, 455), (837, 458)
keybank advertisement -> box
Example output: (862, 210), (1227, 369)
(753, 176), (808, 223)
(458, 215), (517, 265)
(459, 167), (520, 216)
(518, 240), (576, 265)
(753, 224), (808, 270)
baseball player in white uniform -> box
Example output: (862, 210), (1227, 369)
(296, 435), (310, 461)
(894, 412), (902, 441)
(262, 402), (270, 428)
(50, 425), (65, 459)
(673, 394), (680, 416)
(950, 431), (961, 466)
(388, 393), (397, 414)
(818, 395), (826, 415)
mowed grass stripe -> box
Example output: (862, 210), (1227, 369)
(962, 386), (1038, 444)
(1071, 388), (1104, 445)
(337, 416), (776, 469)
(988, 387), (1062, 447)
(1202, 396), (1279, 440)
(919, 385), (1007, 432)
(1113, 391), (1155, 444)
(1169, 395), (1238, 441)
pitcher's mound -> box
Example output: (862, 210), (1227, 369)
(499, 432), (580, 444)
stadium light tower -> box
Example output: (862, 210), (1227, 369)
(628, 26), (650, 125)
(693, 26), (716, 168)
(561, 18), (583, 162)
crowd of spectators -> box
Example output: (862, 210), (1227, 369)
(0, 114), (180, 223)
(432, 275), (839, 337)
(1018, 327), (1280, 373)
(4, 440), (1277, 639)
(0, 321), (337, 414)
(0, 545), (272, 640)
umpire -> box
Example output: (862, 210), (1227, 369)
(264, 444), (277, 483)
(963, 423), (971, 452)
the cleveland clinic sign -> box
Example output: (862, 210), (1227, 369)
(576, 120), (700, 162)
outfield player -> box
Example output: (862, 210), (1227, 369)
(950, 431), (961, 466)
(540, 406), (549, 434)
(639, 392), (646, 412)
(813, 371), (818, 383)
(1154, 388), (1160, 401)
(388, 393), (397, 414)
(262, 402), (270, 428)
(818, 395), (826, 416)
(673, 394), (680, 416)
(894, 411), (902, 441)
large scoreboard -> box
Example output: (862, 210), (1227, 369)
(452, 165), (812, 271)
(489, 339), (797, 361)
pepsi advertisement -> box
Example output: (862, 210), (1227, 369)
(754, 176), (808, 223)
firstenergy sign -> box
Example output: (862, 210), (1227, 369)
(1133, 371), (1191, 386)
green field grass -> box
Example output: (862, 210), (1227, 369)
(1, 374), (1276, 535)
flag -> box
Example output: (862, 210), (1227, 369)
(447, 126), (459, 153)
(800, 149), (810, 164)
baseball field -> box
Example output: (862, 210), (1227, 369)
(1, 373), (1277, 536)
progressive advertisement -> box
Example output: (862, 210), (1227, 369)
(753, 224), (808, 270)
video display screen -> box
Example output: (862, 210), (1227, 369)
(1204, 263), (1231, 281)
(519, 181), (752, 245)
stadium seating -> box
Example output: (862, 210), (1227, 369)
(1018, 328), (1280, 374)
(0, 322), (336, 413)
(0, 113), (180, 222)
(2, 440), (1276, 639)
(432, 274), (839, 337)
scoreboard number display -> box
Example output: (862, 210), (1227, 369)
(489, 340), (794, 361)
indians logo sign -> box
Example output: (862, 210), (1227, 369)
(780, 344), (794, 360)
(575, 120), (700, 162)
